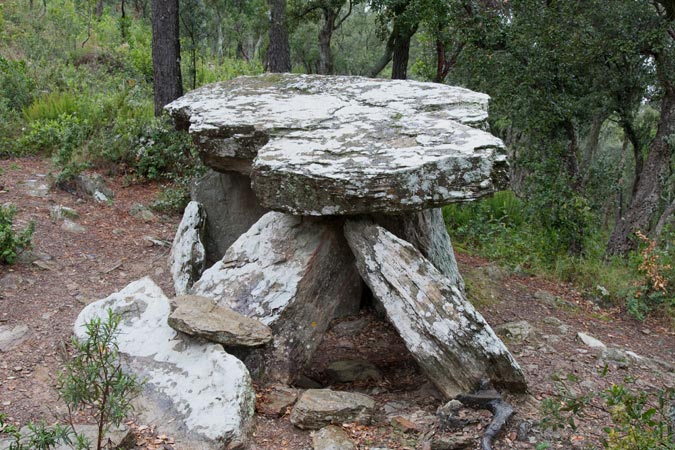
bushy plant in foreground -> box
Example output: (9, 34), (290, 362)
(0, 310), (142, 450)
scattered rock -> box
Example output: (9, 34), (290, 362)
(311, 425), (356, 450)
(0, 273), (23, 290)
(494, 320), (537, 344)
(22, 179), (50, 197)
(290, 389), (376, 430)
(430, 434), (474, 450)
(390, 416), (422, 433)
(169, 201), (206, 295)
(74, 278), (255, 450)
(168, 295), (273, 347)
(129, 203), (155, 222)
(325, 359), (382, 383)
(577, 332), (607, 350)
(191, 170), (268, 266)
(192, 212), (362, 383)
(0, 324), (30, 352)
(74, 173), (114, 199)
(344, 220), (527, 398)
(600, 347), (633, 368)
(32, 259), (62, 271)
(256, 384), (298, 417)
(534, 290), (557, 306)
(61, 219), (86, 233)
(49, 205), (79, 221)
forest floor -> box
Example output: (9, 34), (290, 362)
(1, 156), (674, 450)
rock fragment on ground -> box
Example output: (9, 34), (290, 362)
(169, 201), (206, 295)
(0, 324), (30, 352)
(49, 205), (79, 221)
(168, 294), (272, 347)
(74, 173), (114, 200)
(129, 203), (155, 222)
(577, 332), (607, 350)
(325, 359), (382, 383)
(61, 219), (85, 233)
(290, 389), (375, 430)
(74, 277), (255, 450)
(256, 384), (298, 417)
(311, 425), (356, 450)
(494, 320), (537, 344)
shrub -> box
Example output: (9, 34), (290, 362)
(58, 309), (142, 450)
(0, 204), (35, 264)
(0, 310), (142, 450)
(540, 372), (675, 449)
(625, 230), (675, 319)
(0, 55), (35, 110)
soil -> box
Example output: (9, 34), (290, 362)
(1, 156), (674, 450)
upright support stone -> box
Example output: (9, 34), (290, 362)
(374, 208), (464, 291)
(191, 170), (268, 266)
(344, 220), (527, 399)
(169, 201), (206, 295)
(191, 212), (362, 383)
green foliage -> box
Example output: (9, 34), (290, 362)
(0, 311), (141, 450)
(0, 204), (35, 265)
(0, 55), (35, 110)
(23, 91), (79, 121)
(540, 372), (675, 449)
(0, 416), (84, 450)
(624, 229), (675, 319)
(57, 309), (142, 450)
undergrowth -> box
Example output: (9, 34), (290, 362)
(443, 191), (673, 319)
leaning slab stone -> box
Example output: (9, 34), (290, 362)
(344, 221), (527, 399)
(191, 170), (268, 266)
(192, 212), (362, 383)
(375, 208), (464, 290)
(169, 201), (206, 295)
(290, 389), (375, 430)
(168, 295), (272, 347)
(74, 278), (255, 450)
(166, 74), (507, 216)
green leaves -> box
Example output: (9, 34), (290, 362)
(0, 204), (35, 265)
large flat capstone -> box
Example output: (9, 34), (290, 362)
(166, 74), (507, 216)
(74, 278), (255, 450)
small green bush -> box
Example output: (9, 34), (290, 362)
(540, 372), (675, 449)
(0, 204), (35, 264)
(23, 91), (79, 122)
(0, 55), (35, 110)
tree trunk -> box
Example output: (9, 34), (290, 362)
(391, 21), (417, 80)
(606, 90), (675, 255)
(317, 9), (336, 75)
(267, 0), (291, 73)
(152, 0), (183, 116)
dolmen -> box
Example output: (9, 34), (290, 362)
(76, 74), (527, 449)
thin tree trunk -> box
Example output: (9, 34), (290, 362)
(267, 0), (291, 73)
(152, 0), (183, 116)
(317, 9), (336, 75)
(391, 21), (417, 79)
(607, 90), (675, 255)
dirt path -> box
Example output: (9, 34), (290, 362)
(1, 156), (674, 450)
